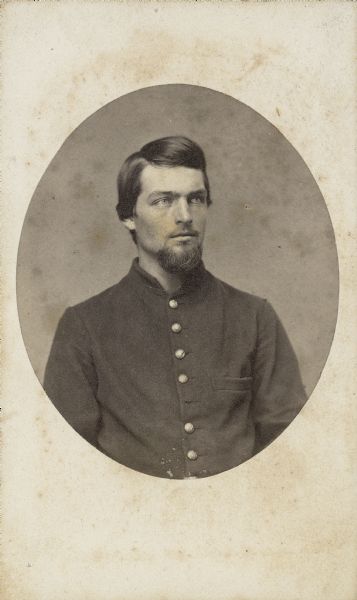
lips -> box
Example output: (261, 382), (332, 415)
(170, 231), (198, 238)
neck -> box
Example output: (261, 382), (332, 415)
(138, 253), (184, 294)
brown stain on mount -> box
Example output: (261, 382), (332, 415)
(76, 30), (179, 92)
(35, 411), (53, 455)
(236, 48), (281, 84)
(61, 31), (282, 115)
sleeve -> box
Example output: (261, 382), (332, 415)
(252, 300), (307, 453)
(43, 307), (101, 446)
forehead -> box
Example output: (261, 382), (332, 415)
(139, 165), (205, 196)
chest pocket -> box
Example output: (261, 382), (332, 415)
(210, 376), (253, 415)
(211, 376), (252, 392)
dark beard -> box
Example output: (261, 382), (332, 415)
(157, 245), (202, 274)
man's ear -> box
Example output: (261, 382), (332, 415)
(123, 217), (136, 232)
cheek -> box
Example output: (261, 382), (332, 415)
(155, 222), (171, 237)
(136, 216), (168, 242)
(196, 212), (207, 231)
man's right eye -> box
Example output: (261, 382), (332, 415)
(152, 197), (172, 206)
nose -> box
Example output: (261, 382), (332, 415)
(175, 197), (192, 225)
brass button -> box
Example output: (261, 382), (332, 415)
(187, 450), (198, 461)
(178, 373), (188, 384)
(184, 422), (195, 433)
(171, 322), (182, 333)
(169, 299), (178, 309)
(175, 349), (185, 359)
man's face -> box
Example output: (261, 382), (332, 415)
(124, 165), (208, 273)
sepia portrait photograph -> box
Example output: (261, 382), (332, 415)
(17, 84), (337, 479)
(2, 3), (356, 600)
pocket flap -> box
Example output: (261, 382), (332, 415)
(211, 376), (252, 392)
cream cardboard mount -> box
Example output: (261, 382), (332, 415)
(2, 3), (357, 600)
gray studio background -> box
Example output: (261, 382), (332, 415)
(17, 85), (338, 398)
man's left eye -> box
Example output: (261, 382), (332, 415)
(189, 196), (204, 204)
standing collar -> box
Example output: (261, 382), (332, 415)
(127, 257), (209, 298)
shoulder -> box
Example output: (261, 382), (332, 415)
(208, 271), (267, 311)
(207, 271), (280, 327)
(66, 274), (131, 321)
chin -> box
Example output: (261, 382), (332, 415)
(157, 245), (202, 274)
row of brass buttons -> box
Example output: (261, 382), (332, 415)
(170, 309), (188, 382)
(169, 299), (198, 463)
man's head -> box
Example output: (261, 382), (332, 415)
(116, 136), (211, 274)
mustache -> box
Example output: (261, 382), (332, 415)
(169, 229), (199, 238)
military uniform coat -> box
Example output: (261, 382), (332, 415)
(44, 259), (307, 479)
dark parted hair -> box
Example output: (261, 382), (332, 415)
(116, 136), (211, 225)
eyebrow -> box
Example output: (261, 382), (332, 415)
(148, 188), (207, 199)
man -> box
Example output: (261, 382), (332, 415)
(44, 136), (307, 479)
